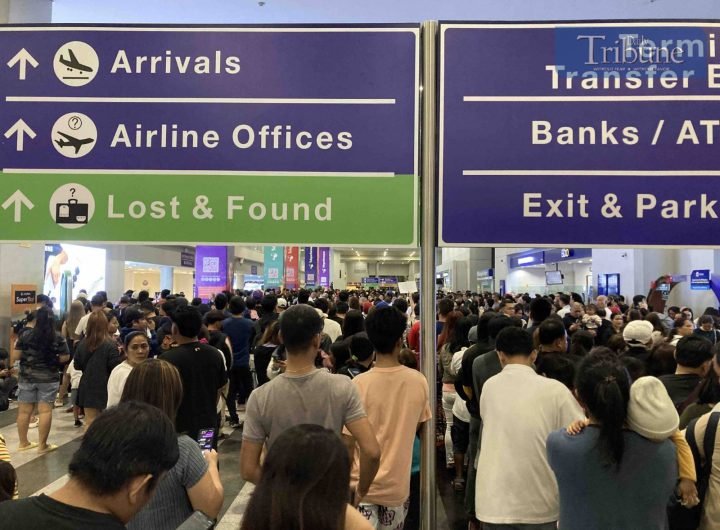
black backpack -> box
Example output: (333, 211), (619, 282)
(668, 412), (720, 530)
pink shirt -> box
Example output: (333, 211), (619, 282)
(349, 365), (432, 506)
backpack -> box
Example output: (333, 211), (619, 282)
(668, 412), (720, 529)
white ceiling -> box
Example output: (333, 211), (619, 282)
(52, 0), (715, 24)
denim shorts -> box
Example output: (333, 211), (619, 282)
(18, 381), (59, 404)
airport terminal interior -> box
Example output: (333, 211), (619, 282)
(2, 1), (720, 530)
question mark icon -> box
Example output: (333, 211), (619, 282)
(70, 187), (76, 198)
(68, 116), (82, 130)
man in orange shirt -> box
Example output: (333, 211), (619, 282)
(347, 306), (432, 529)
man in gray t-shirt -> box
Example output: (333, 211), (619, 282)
(243, 368), (366, 448)
(240, 305), (381, 504)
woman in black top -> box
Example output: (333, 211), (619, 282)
(74, 312), (121, 430)
(16, 307), (69, 453)
(252, 321), (280, 387)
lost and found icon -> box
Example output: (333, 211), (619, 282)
(49, 183), (95, 229)
(51, 112), (97, 158)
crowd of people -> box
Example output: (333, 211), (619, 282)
(0, 285), (718, 529)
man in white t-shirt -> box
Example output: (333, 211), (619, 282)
(75, 294), (105, 337)
(476, 326), (583, 529)
(314, 298), (342, 342)
(555, 294), (571, 319)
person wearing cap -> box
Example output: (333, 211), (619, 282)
(622, 319), (655, 365)
(276, 298), (288, 311)
(547, 353), (679, 530)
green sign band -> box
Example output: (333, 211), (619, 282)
(0, 172), (416, 245)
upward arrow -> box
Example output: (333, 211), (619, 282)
(2, 190), (33, 222)
(7, 49), (39, 81)
(4, 119), (36, 151)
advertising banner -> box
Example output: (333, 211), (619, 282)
(439, 23), (720, 246)
(0, 25), (419, 245)
(284, 246), (299, 289)
(195, 246), (228, 302)
(304, 247), (317, 287)
(263, 245), (284, 289)
(318, 247), (331, 287)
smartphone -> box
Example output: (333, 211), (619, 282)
(196, 428), (215, 451)
(176, 510), (214, 530)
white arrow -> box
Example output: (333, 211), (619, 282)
(1, 190), (33, 222)
(4, 119), (36, 151)
(7, 49), (39, 80)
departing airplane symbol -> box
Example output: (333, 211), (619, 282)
(54, 131), (95, 155)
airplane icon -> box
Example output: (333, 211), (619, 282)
(58, 49), (93, 75)
(54, 131), (94, 154)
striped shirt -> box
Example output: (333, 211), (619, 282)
(0, 434), (18, 499)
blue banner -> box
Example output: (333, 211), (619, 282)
(304, 247), (317, 287)
(439, 23), (720, 246)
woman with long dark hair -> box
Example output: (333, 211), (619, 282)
(55, 299), (86, 407)
(341, 310), (365, 339)
(73, 312), (121, 429)
(15, 307), (69, 453)
(252, 321), (280, 387)
(241, 424), (372, 530)
(438, 311), (463, 470)
(547, 351), (677, 529)
(122, 359), (224, 529)
(667, 317), (694, 347)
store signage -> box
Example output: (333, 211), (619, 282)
(0, 25), (419, 245)
(509, 250), (545, 269)
(439, 23), (720, 246)
(691, 269), (711, 290)
(180, 250), (195, 268)
(14, 290), (35, 305)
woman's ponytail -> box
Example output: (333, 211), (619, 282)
(576, 350), (630, 468)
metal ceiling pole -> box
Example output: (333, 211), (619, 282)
(420, 19), (438, 530)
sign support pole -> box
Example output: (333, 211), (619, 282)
(420, 20), (438, 530)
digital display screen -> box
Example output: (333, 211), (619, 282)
(545, 271), (563, 286)
(44, 243), (106, 307)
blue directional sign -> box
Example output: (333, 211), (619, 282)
(0, 26), (420, 245)
(691, 269), (711, 290)
(439, 22), (720, 247)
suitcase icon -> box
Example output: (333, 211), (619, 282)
(56, 199), (89, 224)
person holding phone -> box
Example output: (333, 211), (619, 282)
(121, 359), (224, 530)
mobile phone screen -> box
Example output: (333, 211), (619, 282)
(197, 428), (215, 451)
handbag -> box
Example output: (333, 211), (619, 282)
(668, 412), (720, 529)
